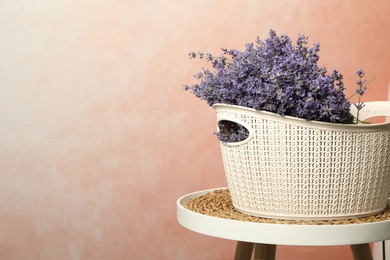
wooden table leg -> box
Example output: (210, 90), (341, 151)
(234, 241), (254, 260)
(254, 243), (277, 260)
(350, 244), (373, 260)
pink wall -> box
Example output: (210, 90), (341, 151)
(0, 0), (389, 259)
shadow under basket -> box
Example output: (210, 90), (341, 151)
(213, 101), (390, 220)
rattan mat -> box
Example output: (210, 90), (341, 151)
(185, 189), (390, 225)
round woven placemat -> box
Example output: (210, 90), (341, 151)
(185, 189), (390, 225)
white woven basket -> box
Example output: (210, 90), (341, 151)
(213, 101), (390, 220)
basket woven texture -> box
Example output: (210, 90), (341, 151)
(213, 102), (390, 220)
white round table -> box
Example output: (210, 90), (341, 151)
(177, 188), (390, 260)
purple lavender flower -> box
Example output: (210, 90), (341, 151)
(188, 52), (196, 59)
(356, 69), (365, 78)
(354, 68), (367, 122)
(184, 30), (362, 141)
(215, 121), (249, 143)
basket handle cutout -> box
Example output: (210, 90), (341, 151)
(216, 119), (253, 146)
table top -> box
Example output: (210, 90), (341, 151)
(177, 188), (390, 246)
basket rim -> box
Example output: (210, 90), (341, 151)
(212, 103), (390, 132)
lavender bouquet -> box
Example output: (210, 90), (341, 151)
(185, 30), (368, 142)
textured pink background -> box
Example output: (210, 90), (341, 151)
(0, 0), (389, 259)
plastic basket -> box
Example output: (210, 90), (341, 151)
(213, 101), (390, 220)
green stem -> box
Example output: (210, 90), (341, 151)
(356, 100), (361, 124)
